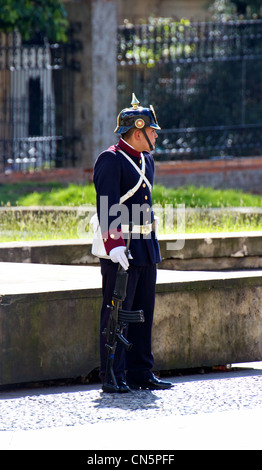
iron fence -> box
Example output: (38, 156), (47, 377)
(0, 30), (77, 172)
(1, 20), (262, 173)
(117, 19), (262, 160)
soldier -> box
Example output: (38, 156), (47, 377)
(93, 94), (173, 392)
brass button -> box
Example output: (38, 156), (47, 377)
(142, 183), (146, 188)
(110, 234), (115, 239)
(146, 207), (150, 212)
(145, 195), (148, 200)
(139, 159), (142, 164)
(104, 238), (107, 242)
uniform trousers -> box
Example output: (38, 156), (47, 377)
(99, 259), (157, 383)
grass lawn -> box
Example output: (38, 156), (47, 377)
(2, 182), (262, 208)
(0, 182), (262, 241)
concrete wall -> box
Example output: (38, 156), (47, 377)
(154, 157), (262, 193)
(1, 155), (262, 194)
(154, 272), (262, 370)
(0, 231), (262, 271)
(1, 233), (262, 385)
(159, 231), (262, 271)
(1, 266), (262, 385)
(0, 287), (101, 385)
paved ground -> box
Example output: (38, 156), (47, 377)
(1, 362), (262, 451)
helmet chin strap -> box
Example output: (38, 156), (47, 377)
(142, 127), (154, 151)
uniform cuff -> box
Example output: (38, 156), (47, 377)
(102, 228), (126, 255)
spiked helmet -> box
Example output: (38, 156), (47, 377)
(114, 93), (161, 135)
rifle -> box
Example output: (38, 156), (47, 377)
(102, 223), (145, 393)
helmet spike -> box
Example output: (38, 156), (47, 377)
(131, 93), (140, 109)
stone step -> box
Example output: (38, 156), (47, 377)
(0, 231), (262, 270)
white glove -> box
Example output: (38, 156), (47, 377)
(109, 246), (129, 271)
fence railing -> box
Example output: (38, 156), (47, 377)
(117, 19), (262, 160)
(118, 19), (262, 64)
(1, 20), (262, 173)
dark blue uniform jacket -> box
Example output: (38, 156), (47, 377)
(93, 138), (161, 266)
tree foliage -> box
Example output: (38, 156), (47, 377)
(208, 0), (262, 19)
(0, 0), (69, 42)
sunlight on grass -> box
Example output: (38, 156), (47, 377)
(8, 182), (262, 209)
(0, 182), (262, 241)
(0, 210), (82, 242)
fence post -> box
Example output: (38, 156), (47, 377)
(65, 0), (117, 171)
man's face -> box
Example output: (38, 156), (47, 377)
(142, 127), (158, 151)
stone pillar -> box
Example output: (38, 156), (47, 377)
(64, 0), (117, 170)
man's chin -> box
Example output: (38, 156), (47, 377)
(144, 142), (155, 152)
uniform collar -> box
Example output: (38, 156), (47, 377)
(117, 138), (141, 158)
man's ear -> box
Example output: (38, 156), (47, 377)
(133, 128), (142, 142)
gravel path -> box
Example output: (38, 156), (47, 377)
(1, 367), (262, 433)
